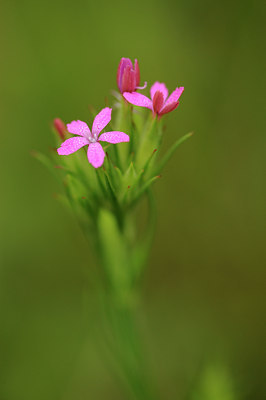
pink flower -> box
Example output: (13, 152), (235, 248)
(117, 57), (141, 94)
(123, 82), (184, 117)
(57, 107), (129, 168)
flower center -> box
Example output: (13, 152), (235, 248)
(86, 131), (98, 143)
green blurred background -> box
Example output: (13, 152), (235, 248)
(0, 0), (265, 399)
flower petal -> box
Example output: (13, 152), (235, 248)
(159, 87), (184, 115)
(164, 87), (184, 107)
(66, 120), (91, 137)
(152, 91), (164, 114)
(150, 82), (168, 102)
(87, 142), (105, 168)
(159, 101), (179, 116)
(92, 107), (112, 136)
(134, 59), (140, 87)
(123, 92), (152, 109)
(117, 58), (133, 92)
(121, 65), (136, 93)
(99, 131), (130, 144)
(57, 137), (89, 155)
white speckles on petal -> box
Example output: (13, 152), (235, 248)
(123, 92), (153, 109)
(66, 120), (91, 137)
(150, 82), (169, 102)
(98, 131), (130, 144)
(87, 142), (105, 168)
(92, 107), (112, 136)
(164, 87), (184, 107)
(57, 137), (89, 155)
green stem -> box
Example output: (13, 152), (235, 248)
(115, 99), (132, 171)
(96, 206), (158, 399)
(104, 296), (159, 400)
(135, 116), (159, 171)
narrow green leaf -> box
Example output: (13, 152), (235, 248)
(131, 189), (156, 281)
(32, 150), (61, 182)
(95, 168), (108, 197)
(113, 165), (123, 186)
(64, 174), (95, 231)
(105, 152), (121, 191)
(53, 193), (71, 210)
(152, 132), (193, 176)
(104, 170), (117, 203)
(138, 148), (158, 183)
(130, 175), (161, 208)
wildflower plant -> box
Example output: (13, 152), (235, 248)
(35, 57), (192, 400)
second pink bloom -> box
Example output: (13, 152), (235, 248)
(123, 82), (184, 117)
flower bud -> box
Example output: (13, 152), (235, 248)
(53, 118), (66, 140)
(117, 58), (140, 94)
